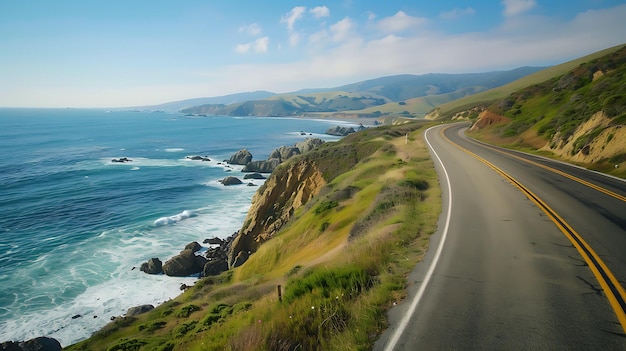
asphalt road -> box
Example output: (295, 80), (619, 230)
(375, 123), (626, 350)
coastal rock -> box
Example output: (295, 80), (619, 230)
(243, 172), (266, 180)
(203, 259), (229, 277)
(186, 155), (211, 161)
(162, 249), (207, 277)
(0, 337), (62, 351)
(184, 241), (202, 252)
(326, 126), (355, 136)
(111, 157), (132, 163)
(126, 304), (154, 317)
(220, 176), (243, 185)
(203, 237), (225, 245)
(140, 257), (163, 274)
(269, 146), (300, 162)
(228, 149), (253, 165)
(242, 159), (281, 173)
(295, 138), (325, 154)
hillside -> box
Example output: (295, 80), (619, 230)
(180, 67), (544, 117)
(65, 121), (441, 350)
(426, 44), (626, 120)
(466, 45), (626, 177)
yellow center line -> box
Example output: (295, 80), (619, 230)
(439, 125), (626, 333)
(465, 134), (626, 203)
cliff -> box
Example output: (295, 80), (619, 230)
(228, 158), (326, 267)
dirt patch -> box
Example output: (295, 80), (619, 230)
(469, 110), (511, 132)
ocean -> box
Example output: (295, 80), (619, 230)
(0, 108), (354, 346)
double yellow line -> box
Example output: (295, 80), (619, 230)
(440, 126), (626, 333)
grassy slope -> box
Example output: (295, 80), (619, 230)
(467, 45), (626, 178)
(66, 121), (441, 351)
(429, 44), (626, 119)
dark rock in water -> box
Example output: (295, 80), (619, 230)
(162, 249), (207, 277)
(0, 337), (62, 351)
(243, 172), (266, 180)
(247, 182), (256, 186)
(140, 257), (163, 275)
(326, 126), (355, 136)
(126, 304), (154, 316)
(203, 259), (229, 277)
(220, 176), (243, 185)
(186, 155), (211, 161)
(111, 157), (132, 163)
(184, 241), (202, 253)
(242, 159), (280, 173)
(71, 314), (82, 319)
(203, 237), (224, 245)
(228, 149), (253, 165)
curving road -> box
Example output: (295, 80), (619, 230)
(375, 123), (626, 350)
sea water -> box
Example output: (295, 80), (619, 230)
(0, 108), (355, 346)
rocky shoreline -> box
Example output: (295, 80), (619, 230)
(0, 126), (362, 348)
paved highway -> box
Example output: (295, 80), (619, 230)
(375, 123), (626, 350)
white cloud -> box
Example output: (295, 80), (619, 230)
(309, 29), (329, 45)
(281, 6), (307, 32)
(377, 11), (427, 34)
(254, 37), (269, 53)
(235, 43), (250, 53)
(441, 7), (476, 20)
(310, 6), (330, 19)
(330, 17), (354, 42)
(366, 11), (376, 21)
(239, 23), (262, 36)
(502, 0), (537, 17)
(289, 32), (301, 47)
(215, 4), (626, 95)
(235, 36), (270, 54)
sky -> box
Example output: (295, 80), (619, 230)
(1, 0), (626, 108)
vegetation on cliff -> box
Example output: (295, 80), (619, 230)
(66, 121), (440, 350)
(466, 45), (626, 178)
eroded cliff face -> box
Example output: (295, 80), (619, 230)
(541, 111), (626, 165)
(228, 158), (325, 267)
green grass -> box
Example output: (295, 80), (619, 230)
(65, 120), (441, 350)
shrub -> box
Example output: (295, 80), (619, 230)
(177, 304), (201, 318)
(314, 200), (339, 214)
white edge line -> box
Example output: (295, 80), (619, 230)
(383, 125), (453, 351)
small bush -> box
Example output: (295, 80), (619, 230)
(176, 320), (198, 337)
(399, 179), (429, 191)
(138, 320), (166, 333)
(177, 304), (201, 318)
(314, 200), (339, 214)
(283, 265), (372, 303)
(106, 339), (147, 351)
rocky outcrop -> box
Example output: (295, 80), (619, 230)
(228, 158), (326, 267)
(0, 337), (62, 351)
(242, 159), (281, 173)
(326, 126), (355, 136)
(243, 173), (266, 180)
(228, 149), (253, 165)
(139, 257), (162, 274)
(126, 304), (154, 316)
(295, 138), (325, 154)
(269, 146), (300, 162)
(186, 155), (211, 161)
(220, 176), (243, 185)
(162, 242), (208, 277)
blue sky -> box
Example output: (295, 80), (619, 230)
(1, 0), (625, 108)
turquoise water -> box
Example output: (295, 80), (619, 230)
(0, 108), (351, 345)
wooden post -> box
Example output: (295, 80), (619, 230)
(277, 284), (282, 302)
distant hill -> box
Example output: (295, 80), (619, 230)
(134, 91), (276, 112)
(180, 67), (545, 117)
(467, 44), (626, 177)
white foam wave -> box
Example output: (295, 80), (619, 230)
(165, 148), (184, 152)
(154, 209), (194, 226)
